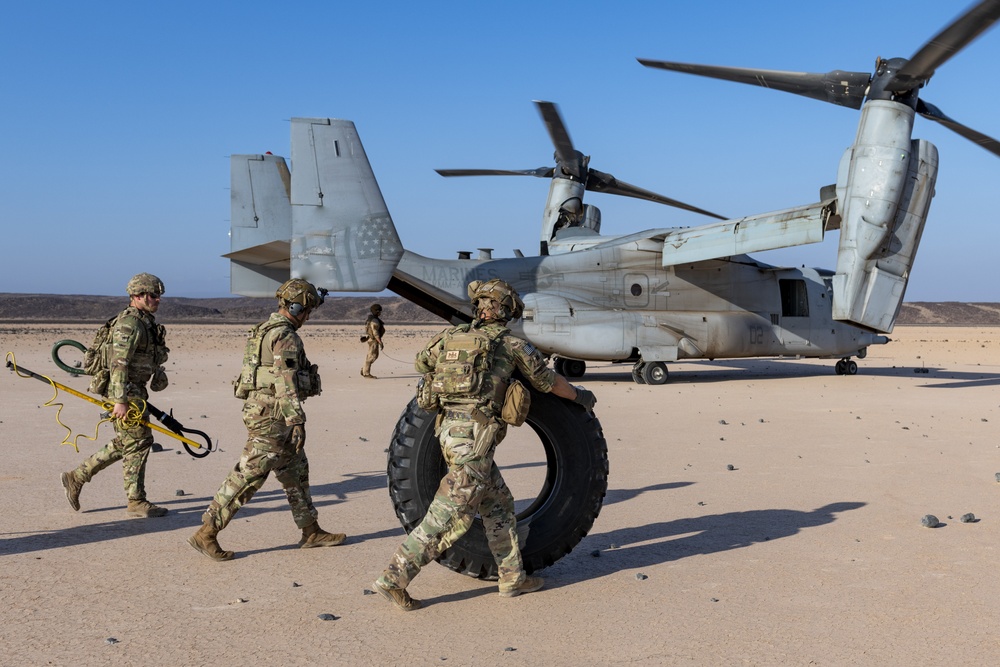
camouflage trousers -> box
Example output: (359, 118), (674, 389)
(73, 414), (153, 502)
(202, 400), (318, 532)
(362, 341), (380, 375)
(377, 415), (526, 592)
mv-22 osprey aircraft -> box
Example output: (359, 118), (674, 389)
(223, 1), (1000, 579)
(226, 1), (1000, 387)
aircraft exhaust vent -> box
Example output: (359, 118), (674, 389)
(478, 248), (493, 260)
(457, 251), (472, 260)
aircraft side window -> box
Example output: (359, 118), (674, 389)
(779, 279), (809, 317)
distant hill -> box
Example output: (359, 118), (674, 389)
(0, 294), (997, 325)
(897, 302), (1000, 325)
(0, 294), (442, 324)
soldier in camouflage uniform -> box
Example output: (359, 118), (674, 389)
(360, 303), (385, 378)
(188, 278), (346, 561)
(372, 279), (597, 611)
(60, 273), (172, 518)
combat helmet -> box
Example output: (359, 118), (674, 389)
(468, 279), (524, 322)
(126, 273), (165, 297)
(370, 303), (382, 315)
(276, 278), (323, 317)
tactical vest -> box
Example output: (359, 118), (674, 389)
(233, 318), (320, 400)
(234, 319), (286, 399)
(85, 308), (167, 396)
(429, 324), (508, 405)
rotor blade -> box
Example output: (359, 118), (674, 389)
(587, 168), (727, 220)
(890, 0), (1000, 91)
(637, 59), (871, 110)
(916, 99), (1000, 157)
(435, 167), (555, 178)
(534, 100), (586, 178)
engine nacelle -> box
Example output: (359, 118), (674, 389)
(832, 100), (938, 333)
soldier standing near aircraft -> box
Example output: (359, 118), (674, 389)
(188, 278), (345, 561)
(360, 303), (385, 378)
(372, 279), (597, 611)
(60, 273), (172, 518)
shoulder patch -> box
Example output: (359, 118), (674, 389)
(522, 342), (537, 356)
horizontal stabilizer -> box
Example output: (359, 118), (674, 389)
(223, 239), (291, 266)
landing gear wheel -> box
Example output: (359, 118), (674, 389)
(835, 359), (858, 375)
(553, 357), (586, 379)
(631, 362), (647, 384)
(562, 359), (586, 379)
(641, 361), (669, 385)
(386, 390), (609, 580)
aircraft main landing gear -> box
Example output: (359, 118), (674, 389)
(631, 361), (668, 385)
(835, 358), (858, 375)
(553, 357), (586, 379)
(631, 362), (646, 384)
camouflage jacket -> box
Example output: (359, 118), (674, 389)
(416, 320), (556, 413)
(365, 314), (385, 342)
(107, 306), (169, 403)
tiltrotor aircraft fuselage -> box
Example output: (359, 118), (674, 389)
(225, 0), (1000, 384)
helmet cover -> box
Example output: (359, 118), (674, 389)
(126, 273), (165, 297)
(467, 279), (524, 322)
(276, 278), (322, 311)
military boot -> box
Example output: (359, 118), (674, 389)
(61, 470), (85, 512)
(188, 522), (234, 561)
(498, 575), (544, 598)
(126, 499), (168, 518)
(299, 521), (346, 548)
(372, 580), (422, 612)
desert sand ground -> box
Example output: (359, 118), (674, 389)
(1, 322), (999, 666)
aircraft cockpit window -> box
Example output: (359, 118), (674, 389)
(779, 279), (809, 317)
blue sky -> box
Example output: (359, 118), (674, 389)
(2, 1), (998, 300)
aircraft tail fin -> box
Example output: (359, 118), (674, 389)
(226, 153), (293, 297)
(227, 118), (403, 296)
(288, 117), (403, 292)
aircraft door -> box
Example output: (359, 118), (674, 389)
(778, 277), (812, 351)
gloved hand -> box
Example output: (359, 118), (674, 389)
(572, 386), (597, 410)
(290, 424), (306, 453)
(379, 341), (384, 349)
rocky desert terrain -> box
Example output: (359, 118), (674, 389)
(1, 300), (999, 665)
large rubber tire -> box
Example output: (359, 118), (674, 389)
(387, 389), (609, 580)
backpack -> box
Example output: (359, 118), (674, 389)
(83, 315), (118, 395)
(429, 324), (506, 400)
(417, 324), (531, 426)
